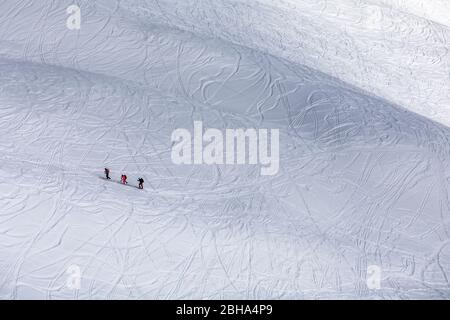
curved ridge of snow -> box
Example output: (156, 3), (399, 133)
(1, 0), (448, 127)
(108, 0), (450, 126)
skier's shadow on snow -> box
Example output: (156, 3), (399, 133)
(99, 176), (141, 189)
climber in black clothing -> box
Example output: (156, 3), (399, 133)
(137, 178), (144, 189)
(104, 168), (111, 180)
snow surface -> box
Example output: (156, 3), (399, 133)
(0, 0), (449, 299)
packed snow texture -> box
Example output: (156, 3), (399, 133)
(0, 0), (449, 299)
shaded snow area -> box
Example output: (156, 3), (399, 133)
(0, 0), (449, 299)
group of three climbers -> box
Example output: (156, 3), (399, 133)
(104, 168), (144, 189)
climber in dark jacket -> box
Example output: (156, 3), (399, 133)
(137, 178), (144, 189)
(104, 168), (111, 180)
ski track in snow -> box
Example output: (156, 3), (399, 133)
(0, 0), (449, 299)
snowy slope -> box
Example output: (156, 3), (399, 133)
(105, 0), (450, 126)
(0, 0), (449, 299)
